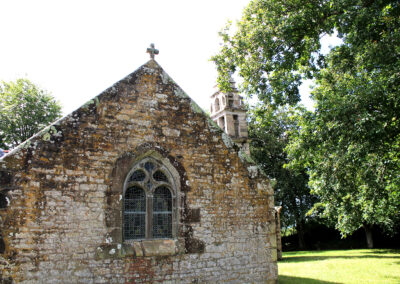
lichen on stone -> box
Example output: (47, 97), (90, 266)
(173, 87), (189, 100)
(247, 165), (259, 178)
(190, 100), (204, 114)
(83, 99), (94, 109)
(42, 132), (51, 141)
(207, 118), (222, 133)
(41, 125), (62, 142)
(221, 132), (234, 149)
(143, 66), (156, 75)
(160, 70), (172, 85)
(81, 97), (100, 110)
(238, 149), (255, 164)
(22, 140), (32, 149)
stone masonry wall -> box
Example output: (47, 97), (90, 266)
(0, 60), (277, 283)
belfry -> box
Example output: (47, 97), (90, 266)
(210, 78), (250, 155)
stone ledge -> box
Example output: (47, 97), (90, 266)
(95, 239), (179, 259)
(142, 239), (177, 256)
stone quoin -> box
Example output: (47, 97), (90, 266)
(0, 49), (278, 283)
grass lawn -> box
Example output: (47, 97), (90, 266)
(278, 249), (400, 283)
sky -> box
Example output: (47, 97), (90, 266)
(0, 1), (341, 115)
(0, 0), (251, 115)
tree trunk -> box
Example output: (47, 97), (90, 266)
(363, 224), (374, 249)
(297, 220), (306, 250)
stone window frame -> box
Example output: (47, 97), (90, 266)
(101, 149), (192, 258)
(122, 156), (179, 242)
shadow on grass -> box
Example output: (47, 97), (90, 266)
(279, 275), (339, 284)
(280, 254), (400, 263)
(365, 249), (400, 254)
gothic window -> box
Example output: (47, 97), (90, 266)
(123, 158), (176, 240)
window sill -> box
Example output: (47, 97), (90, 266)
(96, 239), (180, 259)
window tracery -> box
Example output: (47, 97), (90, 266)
(123, 157), (176, 240)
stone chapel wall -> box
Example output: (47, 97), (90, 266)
(0, 60), (277, 283)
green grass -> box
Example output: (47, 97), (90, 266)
(278, 249), (400, 284)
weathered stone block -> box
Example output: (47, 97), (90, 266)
(271, 248), (278, 262)
(270, 233), (277, 248)
(132, 241), (143, 257)
(184, 208), (201, 223)
(141, 239), (177, 256)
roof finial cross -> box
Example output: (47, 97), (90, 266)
(146, 43), (159, 60)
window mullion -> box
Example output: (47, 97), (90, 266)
(147, 193), (153, 239)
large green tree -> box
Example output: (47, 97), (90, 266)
(287, 51), (400, 248)
(249, 105), (317, 249)
(0, 79), (62, 150)
(213, 0), (400, 247)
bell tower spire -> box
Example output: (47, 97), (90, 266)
(210, 78), (250, 155)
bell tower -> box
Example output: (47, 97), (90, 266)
(210, 78), (250, 155)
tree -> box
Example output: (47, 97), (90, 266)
(0, 79), (62, 149)
(287, 52), (400, 248)
(212, 0), (400, 247)
(249, 104), (317, 249)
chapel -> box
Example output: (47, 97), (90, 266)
(0, 46), (278, 283)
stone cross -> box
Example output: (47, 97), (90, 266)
(146, 43), (159, 59)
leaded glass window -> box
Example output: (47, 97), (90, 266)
(129, 170), (146, 182)
(124, 186), (146, 240)
(144, 161), (155, 172)
(153, 170), (168, 182)
(123, 157), (177, 241)
(153, 186), (172, 238)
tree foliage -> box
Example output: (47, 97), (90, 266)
(212, 0), (399, 107)
(287, 51), (400, 240)
(249, 105), (317, 248)
(0, 79), (62, 149)
(213, 0), (400, 243)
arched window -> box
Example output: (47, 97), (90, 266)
(124, 186), (146, 239)
(123, 157), (177, 240)
(153, 186), (172, 238)
(214, 98), (220, 112)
